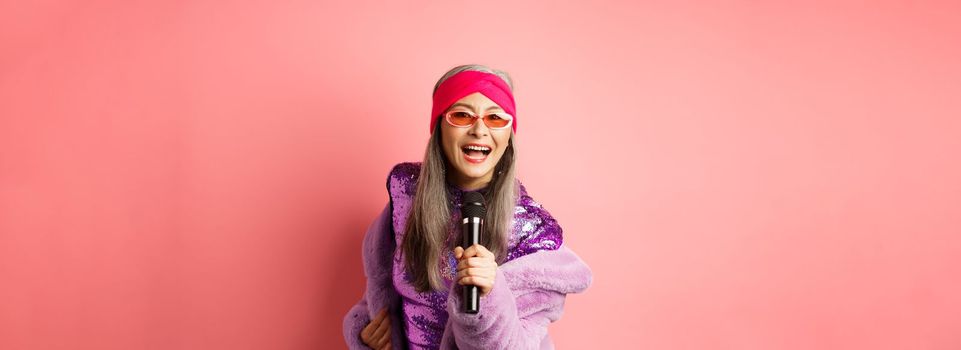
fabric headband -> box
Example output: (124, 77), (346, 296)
(430, 70), (517, 134)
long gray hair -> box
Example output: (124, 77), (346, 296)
(403, 64), (519, 292)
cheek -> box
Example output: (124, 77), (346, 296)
(440, 128), (467, 159)
(491, 136), (510, 159)
(496, 135), (511, 152)
(440, 128), (457, 150)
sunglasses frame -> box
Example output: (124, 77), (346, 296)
(443, 109), (514, 130)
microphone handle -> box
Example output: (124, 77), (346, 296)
(462, 217), (482, 314)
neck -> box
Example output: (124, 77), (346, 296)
(446, 171), (491, 191)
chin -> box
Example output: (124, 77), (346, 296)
(458, 166), (491, 178)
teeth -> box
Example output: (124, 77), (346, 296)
(464, 145), (491, 151)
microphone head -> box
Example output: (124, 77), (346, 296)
(462, 191), (486, 218)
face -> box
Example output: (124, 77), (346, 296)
(440, 92), (513, 190)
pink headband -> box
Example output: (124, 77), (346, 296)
(430, 70), (517, 133)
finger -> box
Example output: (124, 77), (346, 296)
(457, 258), (470, 270)
(467, 257), (495, 268)
(364, 310), (386, 338)
(458, 275), (492, 287)
(458, 268), (494, 282)
(454, 246), (464, 259)
(463, 278), (493, 293)
(372, 327), (388, 348)
(381, 328), (391, 350)
(360, 323), (372, 343)
(458, 257), (493, 272)
(374, 308), (388, 323)
(457, 257), (477, 270)
(361, 310), (385, 342)
(370, 316), (390, 348)
(463, 244), (494, 259)
(457, 267), (485, 278)
(473, 244), (494, 258)
(463, 245), (479, 259)
(372, 325), (391, 349)
(374, 332), (389, 350)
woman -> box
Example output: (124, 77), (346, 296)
(342, 64), (592, 350)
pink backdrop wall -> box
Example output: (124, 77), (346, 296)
(2, 1), (959, 349)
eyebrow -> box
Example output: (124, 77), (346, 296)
(449, 103), (504, 112)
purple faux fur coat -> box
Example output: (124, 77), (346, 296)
(343, 167), (593, 349)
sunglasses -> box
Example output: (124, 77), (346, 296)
(443, 109), (514, 130)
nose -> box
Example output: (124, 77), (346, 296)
(468, 117), (489, 137)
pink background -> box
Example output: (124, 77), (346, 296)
(2, 1), (960, 349)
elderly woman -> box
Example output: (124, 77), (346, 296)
(343, 64), (592, 350)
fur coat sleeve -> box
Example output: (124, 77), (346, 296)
(439, 245), (592, 349)
(342, 204), (407, 349)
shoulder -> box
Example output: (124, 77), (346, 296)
(513, 180), (556, 227)
(508, 181), (564, 261)
(387, 162), (421, 184)
(386, 162), (421, 198)
(388, 162), (421, 179)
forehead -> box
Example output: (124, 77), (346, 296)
(449, 92), (504, 111)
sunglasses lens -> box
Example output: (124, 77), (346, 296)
(484, 113), (512, 129)
(447, 111), (475, 126)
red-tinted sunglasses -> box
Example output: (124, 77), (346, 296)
(443, 109), (514, 130)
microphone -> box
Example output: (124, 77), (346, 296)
(461, 191), (485, 314)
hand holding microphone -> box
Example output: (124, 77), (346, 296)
(456, 191), (498, 314)
(453, 244), (497, 296)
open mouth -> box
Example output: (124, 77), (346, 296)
(461, 144), (492, 162)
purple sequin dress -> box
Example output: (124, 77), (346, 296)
(386, 162), (563, 350)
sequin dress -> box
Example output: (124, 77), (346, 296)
(386, 162), (563, 350)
